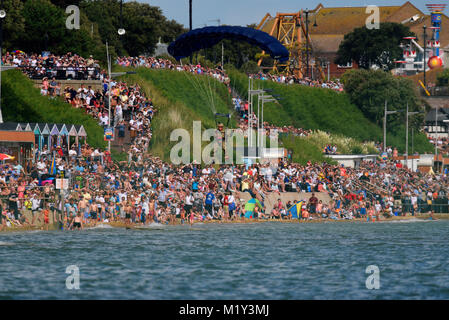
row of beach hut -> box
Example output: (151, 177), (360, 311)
(14, 122), (88, 150)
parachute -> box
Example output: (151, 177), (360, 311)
(168, 26), (289, 62)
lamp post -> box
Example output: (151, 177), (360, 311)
(247, 79), (264, 150)
(383, 100), (401, 152)
(189, 0), (193, 64)
(0, 2), (6, 124)
(435, 107), (438, 165)
(105, 40), (134, 152)
(258, 95), (276, 150)
(303, 10), (317, 79)
(304, 10), (310, 78)
(423, 24), (427, 88)
(405, 102), (420, 169)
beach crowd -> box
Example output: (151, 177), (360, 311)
(0, 51), (447, 230)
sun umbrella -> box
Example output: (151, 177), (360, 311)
(244, 198), (263, 218)
(0, 153), (14, 161)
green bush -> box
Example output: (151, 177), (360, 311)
(281, 136), (335, 165)
(241, 61), (260, 74)
(437, 69), (449, 86)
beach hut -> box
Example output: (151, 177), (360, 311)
(68, 125), (78, 149)
(30, 123), (41, 149)
(76, 125), (87, 143)
(57, 124), (69, 150)
(18, 123), (32, 132)
(49, 124), (60, 149)
(38, 123), (50, 149)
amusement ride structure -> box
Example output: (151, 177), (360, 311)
(256, 9), (326, 79)
(397, 4), (446, 77)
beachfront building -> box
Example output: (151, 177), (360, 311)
(0, 122), (88, 165)
(257, 1), (449, 78)
(423, 108), (449, 138)
(0, 122), (35, 165)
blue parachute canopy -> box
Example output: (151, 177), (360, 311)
(168, 26), (289, 62)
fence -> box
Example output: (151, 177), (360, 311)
(420, 86), (449, 96)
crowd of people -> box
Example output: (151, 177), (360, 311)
(116, 56), (230, 84)
(1, 51), (447, 231)
(248, 72), (344, 92)
(3, 51), (102, 80)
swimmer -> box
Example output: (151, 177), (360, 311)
(429, 211), (438, 220)
(69, 212), (83, 230)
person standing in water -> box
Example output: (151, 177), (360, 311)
(69, 212), (84, 230)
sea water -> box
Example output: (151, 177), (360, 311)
(1, 220), (448, 299)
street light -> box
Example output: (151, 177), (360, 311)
(105, 42), (135, 152)
(405, 102), (421, 169)
(258, 94), (276, 150)
(303, 9), (318, 79)
(0, 0), (5, 124)
(247, 77), (264, 149)
(423, 24), (427, 88)
(383, 100), (403, 152)
(189, 0), (193, 63)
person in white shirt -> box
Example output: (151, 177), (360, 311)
(99, 113), (109, 127)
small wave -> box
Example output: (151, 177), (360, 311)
(135, 223), (166, 229)
(0, 241), (15, 246)
(387, 218), (432, 223)
(89, 224), (114, 229)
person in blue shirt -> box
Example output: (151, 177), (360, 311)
(75, 163), (84, 173)
(192, 179), (199, 192)
(205, 190), (215, 217)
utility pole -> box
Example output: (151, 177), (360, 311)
(406, 102), (408, 167)
(412, 127), (414, 171)
(435, 107), (438, 164)
(106, 42), (112, 152)
(423, 24), (427, 88)
(405, 103), (419, 169)
(384, 100), (400, 153)
(304, 10), (310, 78)
(0, 1), (5, 124)
(189, 0), (193, 64)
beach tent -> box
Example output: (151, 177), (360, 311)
(287, 201), (304, 219)
(243, 198), (263, 219)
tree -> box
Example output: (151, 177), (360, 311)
(341, 69), (424, 130)
(197, 24), (261, 69)
(22, 0), (67, 53)
(436, 69), (449, 87)
(2, 0), (25, 50)
(335, 22), (414, 70)
(81, 0), (184, 57)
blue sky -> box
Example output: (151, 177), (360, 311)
(142, 0), (433, 28)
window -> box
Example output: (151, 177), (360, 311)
(337, 62), (353, 68)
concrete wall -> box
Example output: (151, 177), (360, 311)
(235, 191), (332, 214)
(32, 79), (103, 91)
(425, 97), (449, 109)
(325, 154), (378, 168)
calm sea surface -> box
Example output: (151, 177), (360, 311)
(1, 220), (449, 299)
